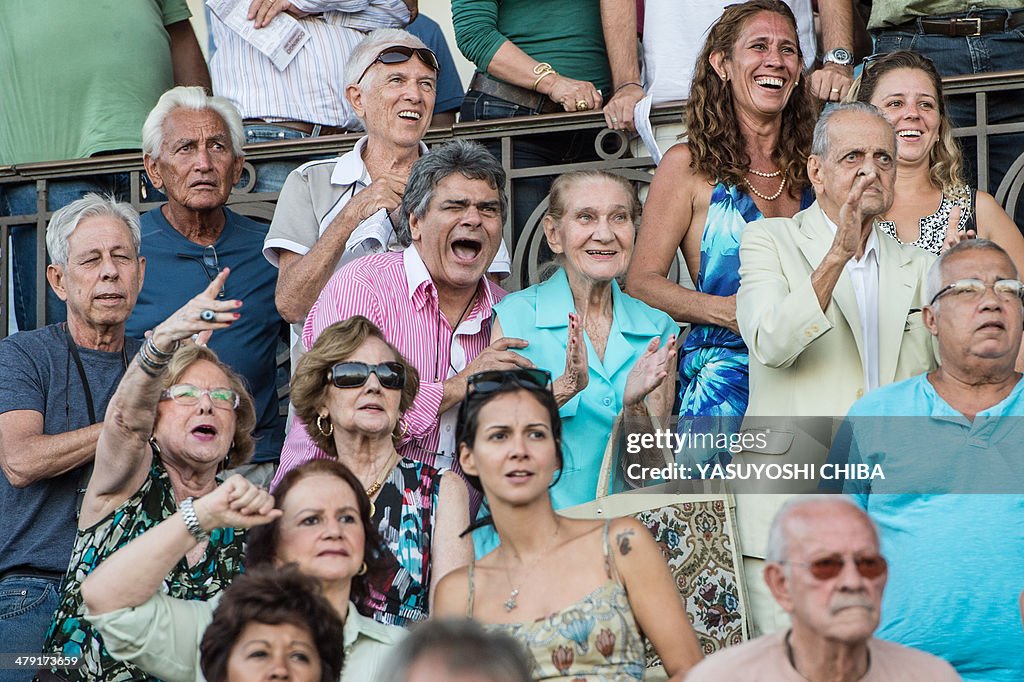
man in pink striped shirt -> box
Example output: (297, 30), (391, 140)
(273, 140), (532, 490)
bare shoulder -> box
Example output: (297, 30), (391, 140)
(438, 470), (469, 498)
(433, 564), (471, 615)
(974, 189), (1007, 216)
(657, 144), (704, 188)
(608, 516), (656, 559)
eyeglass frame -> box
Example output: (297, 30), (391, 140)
(928, 278), (1024, 307)
(160, 383), (240, 410)
(325, 361), (407, 390)
(176, 244), (227, 299)
(780, 553), (888, 581)
(466, 368), (553, 397)
(355, 45), (439, 86)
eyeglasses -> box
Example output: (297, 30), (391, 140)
(929, 278), (1024, 306)
(466, 369), (552, 396)
(355, 45), (439, 85)
(176, 244), (226, 298)
(327, 361), (406, 390)
(161, 383), (240, 409)
(783, 554), (888, 580)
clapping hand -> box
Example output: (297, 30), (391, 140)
(554, 312), (589, 404)
(623, 335), (677, 409)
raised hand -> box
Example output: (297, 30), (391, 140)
(193, 474), (281, 532)
(940, 203), (973, 252)
(343, 172), (408, 224)
(150, 268), (240, 352)
(623, 335), (677, 408)
(554, 312), (589, 404)
(833, 171), (877, 261)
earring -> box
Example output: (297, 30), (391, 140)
(393, 417), (409, 441)
(149, 437), (162, 456)
(358, 562), (367, 576)
(316, 414), (333, 437)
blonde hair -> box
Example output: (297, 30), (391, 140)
(160, 345), (256, 467)
(290, 317), (419, 457)
(850, 50), (968, 201)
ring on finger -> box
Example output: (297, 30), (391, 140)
(200, 309), (217, 322)
(575, 99), (589, 111)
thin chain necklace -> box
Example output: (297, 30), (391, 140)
(746, 173), (787, 201)
(500, 524), (561, 611)
(358, 451), (399, 517)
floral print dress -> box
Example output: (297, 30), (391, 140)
(42, 456), (246, 681)
(468, 521), (647, 681)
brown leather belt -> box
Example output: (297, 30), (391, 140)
(468, 72), (563, 115)
(896, 12), (1024, 37)
(243, 118), (349, 136)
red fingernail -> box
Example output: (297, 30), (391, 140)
(233, 313), (241, 319)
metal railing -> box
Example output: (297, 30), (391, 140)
(3, 70), (1024, 339)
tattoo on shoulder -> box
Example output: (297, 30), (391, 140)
(616, 529), (635, 556)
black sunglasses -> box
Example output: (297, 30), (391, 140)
(356, 45), (439, 85)
(466, 369), (552, 396)
(327, 361), (406, 390)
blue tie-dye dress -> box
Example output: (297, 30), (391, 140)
(678, 183), (814, 419)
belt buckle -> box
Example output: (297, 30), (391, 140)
(957, 17), (982, 36)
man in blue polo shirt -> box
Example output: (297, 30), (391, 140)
(128, 87), (285, 482)
(838, 239), (1024, 682)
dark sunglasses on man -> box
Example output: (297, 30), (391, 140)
(326, 361), (406, 390)
(356, 45), (439, 85)
(466, 368), (552, 396)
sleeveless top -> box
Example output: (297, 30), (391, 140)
(678, 183), (815, 418)
(466, 521), (647, 681)
(877, 189), (974, 255)
(360, 457), (442, 626)
(42, 455), (246, 682)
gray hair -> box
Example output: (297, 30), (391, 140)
(343, 28), (431, 91)
(142, 86), (244, 160)
(396, 139), (508, 245)
(810, 102), (895, 158)
(378, 618), (532, 682)
(765, 495), (875, 564)
(46, 193), (142, 266)
(924, 238), (1016, 309)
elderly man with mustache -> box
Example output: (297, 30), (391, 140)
(687, 496), (959, 681)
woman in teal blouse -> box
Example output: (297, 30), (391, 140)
(481, 171), (678, 553)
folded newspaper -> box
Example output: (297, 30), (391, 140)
(207, 0), (310, 71)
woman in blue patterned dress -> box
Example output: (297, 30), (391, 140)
(42, 270), (256, 681)
(626, 0), (816, 423)
(288, 315), (472, 625)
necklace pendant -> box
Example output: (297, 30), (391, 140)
(504, 589), (519, 612)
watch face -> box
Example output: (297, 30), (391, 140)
(827, 48), (853, 65)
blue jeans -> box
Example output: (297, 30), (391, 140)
(0, 575), (61, 682)
(874, 9), (1024, 228)
(239, 124), (310, 196)
(0, 174), (132, 330)
(460, 90), (600, 243)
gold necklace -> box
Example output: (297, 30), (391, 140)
(500, 524), (561, 612)
(746, 174), (787, 201)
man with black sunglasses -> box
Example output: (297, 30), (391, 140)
(834, 239), (1024, 681)
(687, 497), (958, 681)
(128, 87), (286, 484)
(265, 29), (511, 374)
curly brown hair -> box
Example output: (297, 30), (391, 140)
(850, 49), (968, 200)
(158, 344), (256, 467)
(290, 316), (419, 457)
(685, 0), (815, 192)
(199, 566), (344, 682)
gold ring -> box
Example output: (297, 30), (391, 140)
(575, 99), (589, 111)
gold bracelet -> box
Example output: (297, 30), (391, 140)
(532, 62), (557, 91)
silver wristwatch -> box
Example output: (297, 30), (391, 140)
(823, 48), (854, 67)
(180, 497), (209, 541)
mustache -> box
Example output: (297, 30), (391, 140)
(829, 595), (875, 614)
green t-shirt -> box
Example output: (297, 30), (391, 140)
(452, 0), (612, 96)
(0, 0), (191, 165)
(869, 1), (1022, 30)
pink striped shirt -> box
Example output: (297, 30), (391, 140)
(272, 246), (504, 490)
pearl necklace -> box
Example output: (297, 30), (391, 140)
(747, 166), (782, 178)
(746, 173), (787, 201)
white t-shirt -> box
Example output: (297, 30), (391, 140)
(642, 0), (817, 104)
